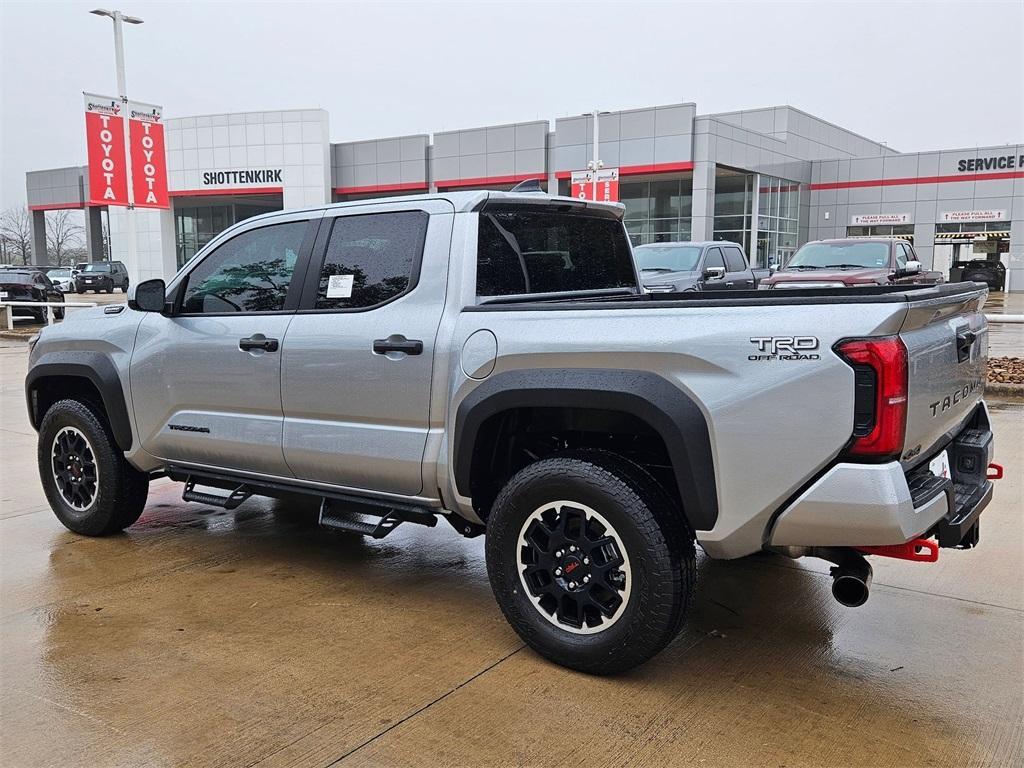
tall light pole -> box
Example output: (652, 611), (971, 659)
(584, 110), (609, 200)
(90, 9), (143, 266)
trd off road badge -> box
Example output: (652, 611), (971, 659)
(748, 336), (820, 361)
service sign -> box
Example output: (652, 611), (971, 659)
(939, 210), (1007, 223)
(851, 213), (911, 225)
(956, 154), (1023, 172)
(128, 100), (169, 209)
(571, 168), (620, 202)
(84, 93), (128, 207)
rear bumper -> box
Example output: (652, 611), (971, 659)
(769, 404), (994, 549)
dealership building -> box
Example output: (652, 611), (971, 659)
(24, 102), (1024, 290)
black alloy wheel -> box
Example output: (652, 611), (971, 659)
(51, 426), (99, 511)
(517, 501), (631, 633)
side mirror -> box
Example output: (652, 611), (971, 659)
(703, 266), (726, 281)
(903, 260), (921, 275)
(128, 278), (166, 313)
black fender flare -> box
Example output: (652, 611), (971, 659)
(25, 351), (134, 451)
(452, 369), (718, 531)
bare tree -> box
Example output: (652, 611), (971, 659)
(0, 206), (33, 265)
(45, 209), (85, 267)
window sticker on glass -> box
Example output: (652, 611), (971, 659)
(326, 274), (354, 298)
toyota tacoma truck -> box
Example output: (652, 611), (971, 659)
(760, 237), (945, 289)
(634, 240), (769, 292)
(26, 190), (997, 674)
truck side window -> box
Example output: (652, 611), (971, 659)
(724, 247), (746, 272)
(180, 221), (306, 314)
(314, 211), (428, 310)
(894, 242), (908, 270)
(704, 248), (726, 271)
(476, 211), (636, 297)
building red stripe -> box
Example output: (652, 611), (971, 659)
(554, 161), (695, 180)
(334, 181), (427, 195)
(809, 170), (1024, 191)
(168, 187), (284, 198)
(436, 173), (546, 189)
(28, 202), (86, 211)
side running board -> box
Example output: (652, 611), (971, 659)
(182, 478), (252, 510)
(319, 497), (437, 539)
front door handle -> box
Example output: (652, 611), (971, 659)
(373, 336), (423, 356)
(239, 334), (279, 352)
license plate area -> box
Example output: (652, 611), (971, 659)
(929, 450), (950, 479)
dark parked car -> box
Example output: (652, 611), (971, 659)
(75, 261), (129, 293)
(950, 258), (1005, 291)
(760, 238), (944, 289)
(635, 241), (769, 292)
(0, 269), (65, 322)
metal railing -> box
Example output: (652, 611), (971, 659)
(986, 315), (1024, 324)
(0, 300), (99, 330)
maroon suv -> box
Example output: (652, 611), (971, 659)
(761, 238), (944, 289)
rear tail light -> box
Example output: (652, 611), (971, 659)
(835, 336), (908, 460)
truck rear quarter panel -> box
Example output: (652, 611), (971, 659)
(446, 300), (913, 558)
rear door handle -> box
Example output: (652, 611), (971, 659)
(373, 336), (423, 356)
(239, 334), (279, 352)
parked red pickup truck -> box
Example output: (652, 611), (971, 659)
(761, 238), (945, 289)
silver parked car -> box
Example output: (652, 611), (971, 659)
(25, 190), (996, 674)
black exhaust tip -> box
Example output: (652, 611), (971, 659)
(832, 571), (870, 607)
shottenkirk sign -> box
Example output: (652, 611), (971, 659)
(956, 154), (1024, 172)
(202, 169), (284, 186)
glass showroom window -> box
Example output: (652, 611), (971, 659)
(174, 202), (281, 268)
(713, 170), (753, 253)
(620, 177), (692, 246)
(755, 175), (800, 268)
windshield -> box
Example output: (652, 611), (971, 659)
(83, 263), (112, 272)
(47, 269), (70, 278)
(633, 245), (703, 273)
(0, 273), (33, 284)
(787, 241), (890, 269)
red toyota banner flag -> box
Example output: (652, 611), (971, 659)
(570, 168), (620, 202)
(84, 93), (129, 207)
(128, 100), (169, 209)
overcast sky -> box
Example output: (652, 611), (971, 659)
(1, 0), (1022, 209)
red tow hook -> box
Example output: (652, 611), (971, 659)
(856, 538), (939, 562)
(987, 463), (1004, 480)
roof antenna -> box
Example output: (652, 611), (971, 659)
(509, 178), (545, 194)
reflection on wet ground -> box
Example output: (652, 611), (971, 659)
(1, 348), (1022, 767)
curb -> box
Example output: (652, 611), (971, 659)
(986, 383), (1024, 402)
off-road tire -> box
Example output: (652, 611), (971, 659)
(485, 449), (696, 674)
(38, 398), (149, 536)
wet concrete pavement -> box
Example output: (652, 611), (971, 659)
(1, 339), (1022, 767)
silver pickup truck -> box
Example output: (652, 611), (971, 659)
(26, 190), (996, 674)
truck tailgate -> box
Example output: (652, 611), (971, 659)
(899, 285), (988, 467)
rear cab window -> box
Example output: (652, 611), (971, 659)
(476, 209), (637, 299)
(724, 246), (746, 272)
